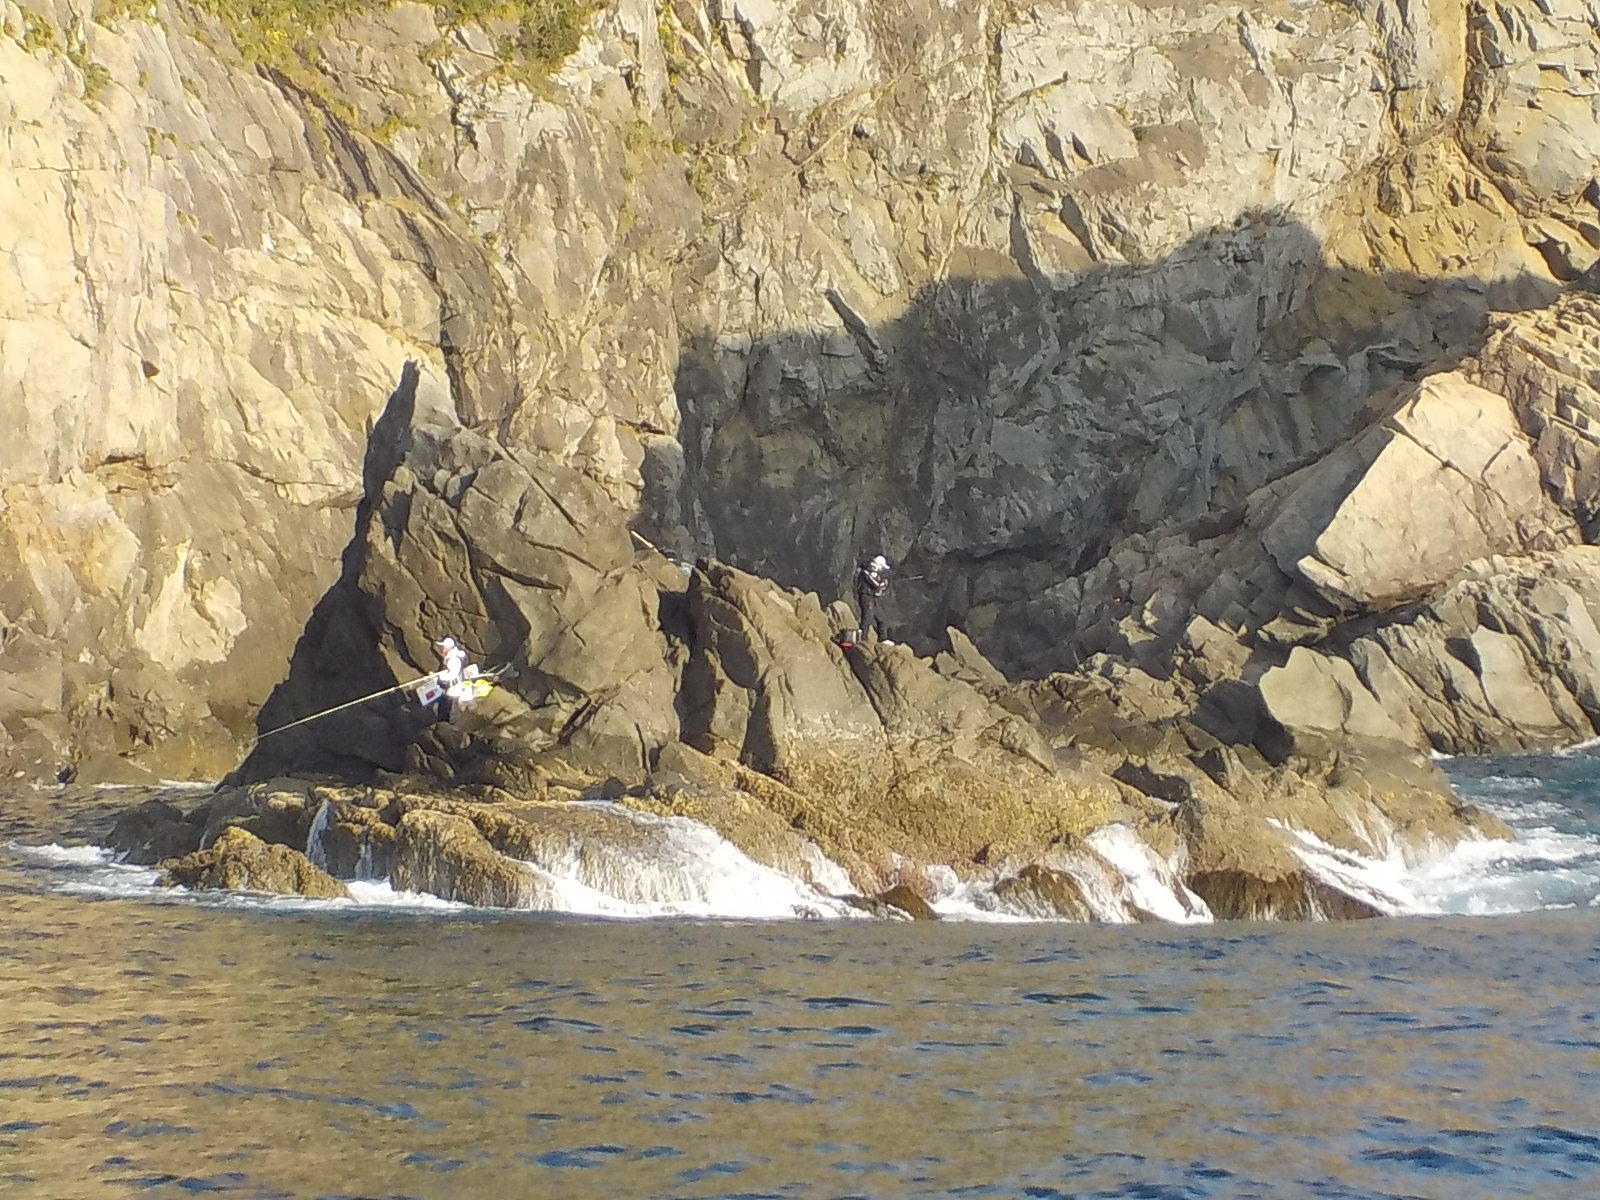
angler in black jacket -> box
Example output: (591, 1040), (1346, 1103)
(853, 554), (893, 642)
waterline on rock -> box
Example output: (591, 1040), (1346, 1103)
(15, 749), (1600, 923)
(1553, 733), (1600, 757)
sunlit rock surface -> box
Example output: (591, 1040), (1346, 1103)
(4, 0), (1599, 778)
(7, 0), (1600, 918)
(159, 825), (349, 899)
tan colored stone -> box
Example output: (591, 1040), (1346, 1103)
(159, 826), (349, 899)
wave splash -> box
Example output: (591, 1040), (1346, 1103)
(14, 751), (1600, 921)
(1265, 756), (1600, 917)
(3, 841), (461, 912)
(1407, 767), (1600, 915)
(489, 803), (864, 921)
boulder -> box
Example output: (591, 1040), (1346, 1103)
(841, 894), (915, 921)
(1254, 647), (1415, 764)
(989, 827), (1211, 923)
(875, 884), (940, 921)
(1185, 869), (1384, 922)
(107, 799), (203, 866)
(990, 863), (1099, 922)
(159, 827), (349, 899)
(1261, 375), (1574, 611)
(389, 809), (536, 908)
(201, 780), (316, 848)
(933, 627), (1009, 690)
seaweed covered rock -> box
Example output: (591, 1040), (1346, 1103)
(990, 864), (1101, 923)
(159, 827), (349, 899)
(842, 885), (939, 921)
(874, 884), (939, 921)
(307, 795), (402, 881)
(390, 810), (537, 908)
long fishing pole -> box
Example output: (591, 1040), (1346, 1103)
(254, 673), (440, 741)
(254, 661), (516, 742)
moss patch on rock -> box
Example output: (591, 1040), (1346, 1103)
(182, 0), (600, 77)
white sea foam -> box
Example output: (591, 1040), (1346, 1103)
(505, 803), (860, 920)
(927, 867), (1044, 922)
(935, 825), (1212, 924)
(1406, 825), (1600, 915)
(1476, 775), (1543, 793)
(20, 844), (167, 900)
(1083, 825), (1212, 924)
(9, 842), (119, 868)
(931, 878), (1038, 923)
(343, 880), (466, 910)
(25, 755), (1600, 924)
(1553, 733), (1600, 757)
(1269, 822), (1424, 917)
(1266, 817), (1600, 919)
(1483, 795), (1576, 822)
(1261, 759), (1600, 917)
(10, 811), (856, 921)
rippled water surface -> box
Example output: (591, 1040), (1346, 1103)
(4, 783), (1600, 1198)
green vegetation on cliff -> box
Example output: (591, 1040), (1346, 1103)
(172, 1), (601, 75)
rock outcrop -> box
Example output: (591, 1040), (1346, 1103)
(106, 796), (205, 865)
(108, 384), (1498, 921)
(158, 826), (350, 899)
(1013, 291), (1600, 761)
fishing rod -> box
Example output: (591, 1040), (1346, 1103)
(254, 673), (442, 741)
(254, 662), (517, 742)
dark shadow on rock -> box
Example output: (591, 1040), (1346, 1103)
(229, 361), (423, 784)
(644, 211), (1565, 674)
(233, 216), (1579, 787)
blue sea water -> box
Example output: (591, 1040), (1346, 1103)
(1, 757), (1600, 1199)
(1424, 751), (1600, 913)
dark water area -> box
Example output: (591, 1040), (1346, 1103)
(5, 782), (1600, 1198)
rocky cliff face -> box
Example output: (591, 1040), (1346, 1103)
(186, 403), (1495, 920)
(4, 0), (1600, 911)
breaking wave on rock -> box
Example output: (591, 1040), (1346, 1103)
(5, 841), (464, 913)
(11, 751), (1600, 923)
(1262, 754), (1600, 919)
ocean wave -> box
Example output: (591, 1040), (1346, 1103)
(1474, 774), (1544, 793)
(8, 841), (120, 867)
(1269, 822), (1422, 917)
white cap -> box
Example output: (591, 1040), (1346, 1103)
(871, 555), (890, 570)
(435, 636), (456, 650)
